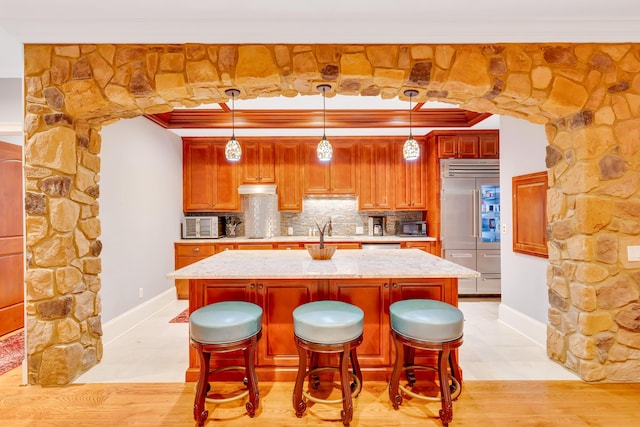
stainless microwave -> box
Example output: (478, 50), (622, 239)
(182, 216), (225, 239)
(398, 221), (427, 236)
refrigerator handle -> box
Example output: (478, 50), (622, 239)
(472, 189), (479, 238)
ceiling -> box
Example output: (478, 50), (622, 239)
(1, 1), (639, 135)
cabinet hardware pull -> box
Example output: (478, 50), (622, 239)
(384, 283), (389, 288)
(392, 283), (398, 288)
(193, 247), (200, 252)
(250, 284), (255, 289)
(258, 284), (263, 289)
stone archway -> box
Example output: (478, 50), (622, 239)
(23, 43), (640, 385)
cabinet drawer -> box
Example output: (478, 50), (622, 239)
(176, 244), (217, 257)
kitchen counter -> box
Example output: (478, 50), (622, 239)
(169, 248), (476, 280)
(176, 234), (436, 244)
(168, 249), (477, 383)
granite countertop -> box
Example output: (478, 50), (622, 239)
(167, 248), (479, 280)
(177, 235), (436, 244)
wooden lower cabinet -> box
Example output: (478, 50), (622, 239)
(174, 243), (217, 299)
(401, 240), (438, 255)
(185, 277), (458, 382)
(329, 279), (390, 366)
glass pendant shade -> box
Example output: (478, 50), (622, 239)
(225, 136), (242, 162)
(403, 89), (420, 161)
(403, 134), (420, 160)
(317, 135), (333, 162)
(316, 84), (332, 162)
(225, 88), (241, 162)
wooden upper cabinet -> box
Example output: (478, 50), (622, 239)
(303, 139), (357, 195)
(241, 140), (276, 183)
(358, 138), (393, 210)
(183, 138), (240, 212)
(435, 130), (499, 159)
(276, 139), (303, 211)
(394, 138), (427, 210)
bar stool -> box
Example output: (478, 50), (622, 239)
(190, 301), (263, 426)
(388, 299), (464, 426)
(292, 300), (364, 426)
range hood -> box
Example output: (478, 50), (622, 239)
(238, 184), (277, 195)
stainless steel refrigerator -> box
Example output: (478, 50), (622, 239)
(440, 159), (501, 295)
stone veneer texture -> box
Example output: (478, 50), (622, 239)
(23, 43), (640, 385)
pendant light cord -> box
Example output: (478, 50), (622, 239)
(231, 94), (236, 138)
(322, 90), (327, 138)
(408, 92), (413, 138)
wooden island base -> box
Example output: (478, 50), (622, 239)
(185, 276), (461, 383)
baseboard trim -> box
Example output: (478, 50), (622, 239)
(498, 303), (547, 348)
(101, 289), (176, 345)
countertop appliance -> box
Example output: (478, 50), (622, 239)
(398, 221), (427, 236)
(440, 158), (501, 295)
(368, 216), (385, 236)
(182, 216), (225, 239)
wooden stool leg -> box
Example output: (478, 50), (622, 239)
(404, 345), (417, 385)
(438, 343), (454, 426)
(340, 343), (353, 426)
(349, 347), (362, 397)
(244, 337), (259, 417)
(194, 344), (211, 427)
(388, 333), (404, 409)
(293, 339), (308, 418)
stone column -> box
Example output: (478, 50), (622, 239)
(546, 119), (640, 381)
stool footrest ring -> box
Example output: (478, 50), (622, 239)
(301, 367), (362, 404)
(397, 365), (461, 402)
(196, 365), (254, 404)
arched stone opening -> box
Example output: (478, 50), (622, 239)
(23, 43), (640, 385)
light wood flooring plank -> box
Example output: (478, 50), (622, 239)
(1, 367), (639, 426)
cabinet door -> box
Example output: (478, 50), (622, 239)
(242, 141), (276, 183)
(438, 135), (458, 158)
(330, 141), (357, 194)
(358, 140), (393, 210)
(329, 279), (391, 366)
(458, 134), (479, 158)
(303, 142), (331, 194)
(276, 141), (303, 211)
(394, 139), (427, 210)
(190, 280), (257, 368)
(257, 279), (319, 366)
(479, 133), (500, 158)
(183, 141), (214, 211)
(211, 142), (240, 211)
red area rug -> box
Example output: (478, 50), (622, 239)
(0, 330), (24, 375)
(169, 308), (189, 323)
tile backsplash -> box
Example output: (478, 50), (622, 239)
(280, 197), (423, 236)
(187, 196), (424, 237)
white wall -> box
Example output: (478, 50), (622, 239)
(99, 117), (183, 322)
(0, 77), (23, 145)
(498, 116), (549, 343)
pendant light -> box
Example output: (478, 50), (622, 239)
(316, 84), (333, 162)
(225, 88), (242, 162)
(403, 89), (420, 161)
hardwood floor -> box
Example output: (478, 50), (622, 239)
(1, 367), (639, 426)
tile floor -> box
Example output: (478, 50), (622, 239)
(75, 297), (578, 383)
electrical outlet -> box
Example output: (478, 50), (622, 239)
(628, 246), (640, 262)
(501, 223), (507, 234)
(356, 226), (364, 235)
(138, 288), (144, 298)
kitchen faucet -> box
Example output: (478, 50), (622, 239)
(328, 217), (332, 236)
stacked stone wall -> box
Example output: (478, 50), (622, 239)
(22, 43), (640, 384)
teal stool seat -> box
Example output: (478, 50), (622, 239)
(390, 299), (463, 343)
(190, 301), (263, 426)
(388, 299), (464, 427)
(292, 300), (364, 426)
(190, 301), (262, 344)
(293, 300), (364, 344)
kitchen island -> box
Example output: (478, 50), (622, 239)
(168, 248), (479, 382)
